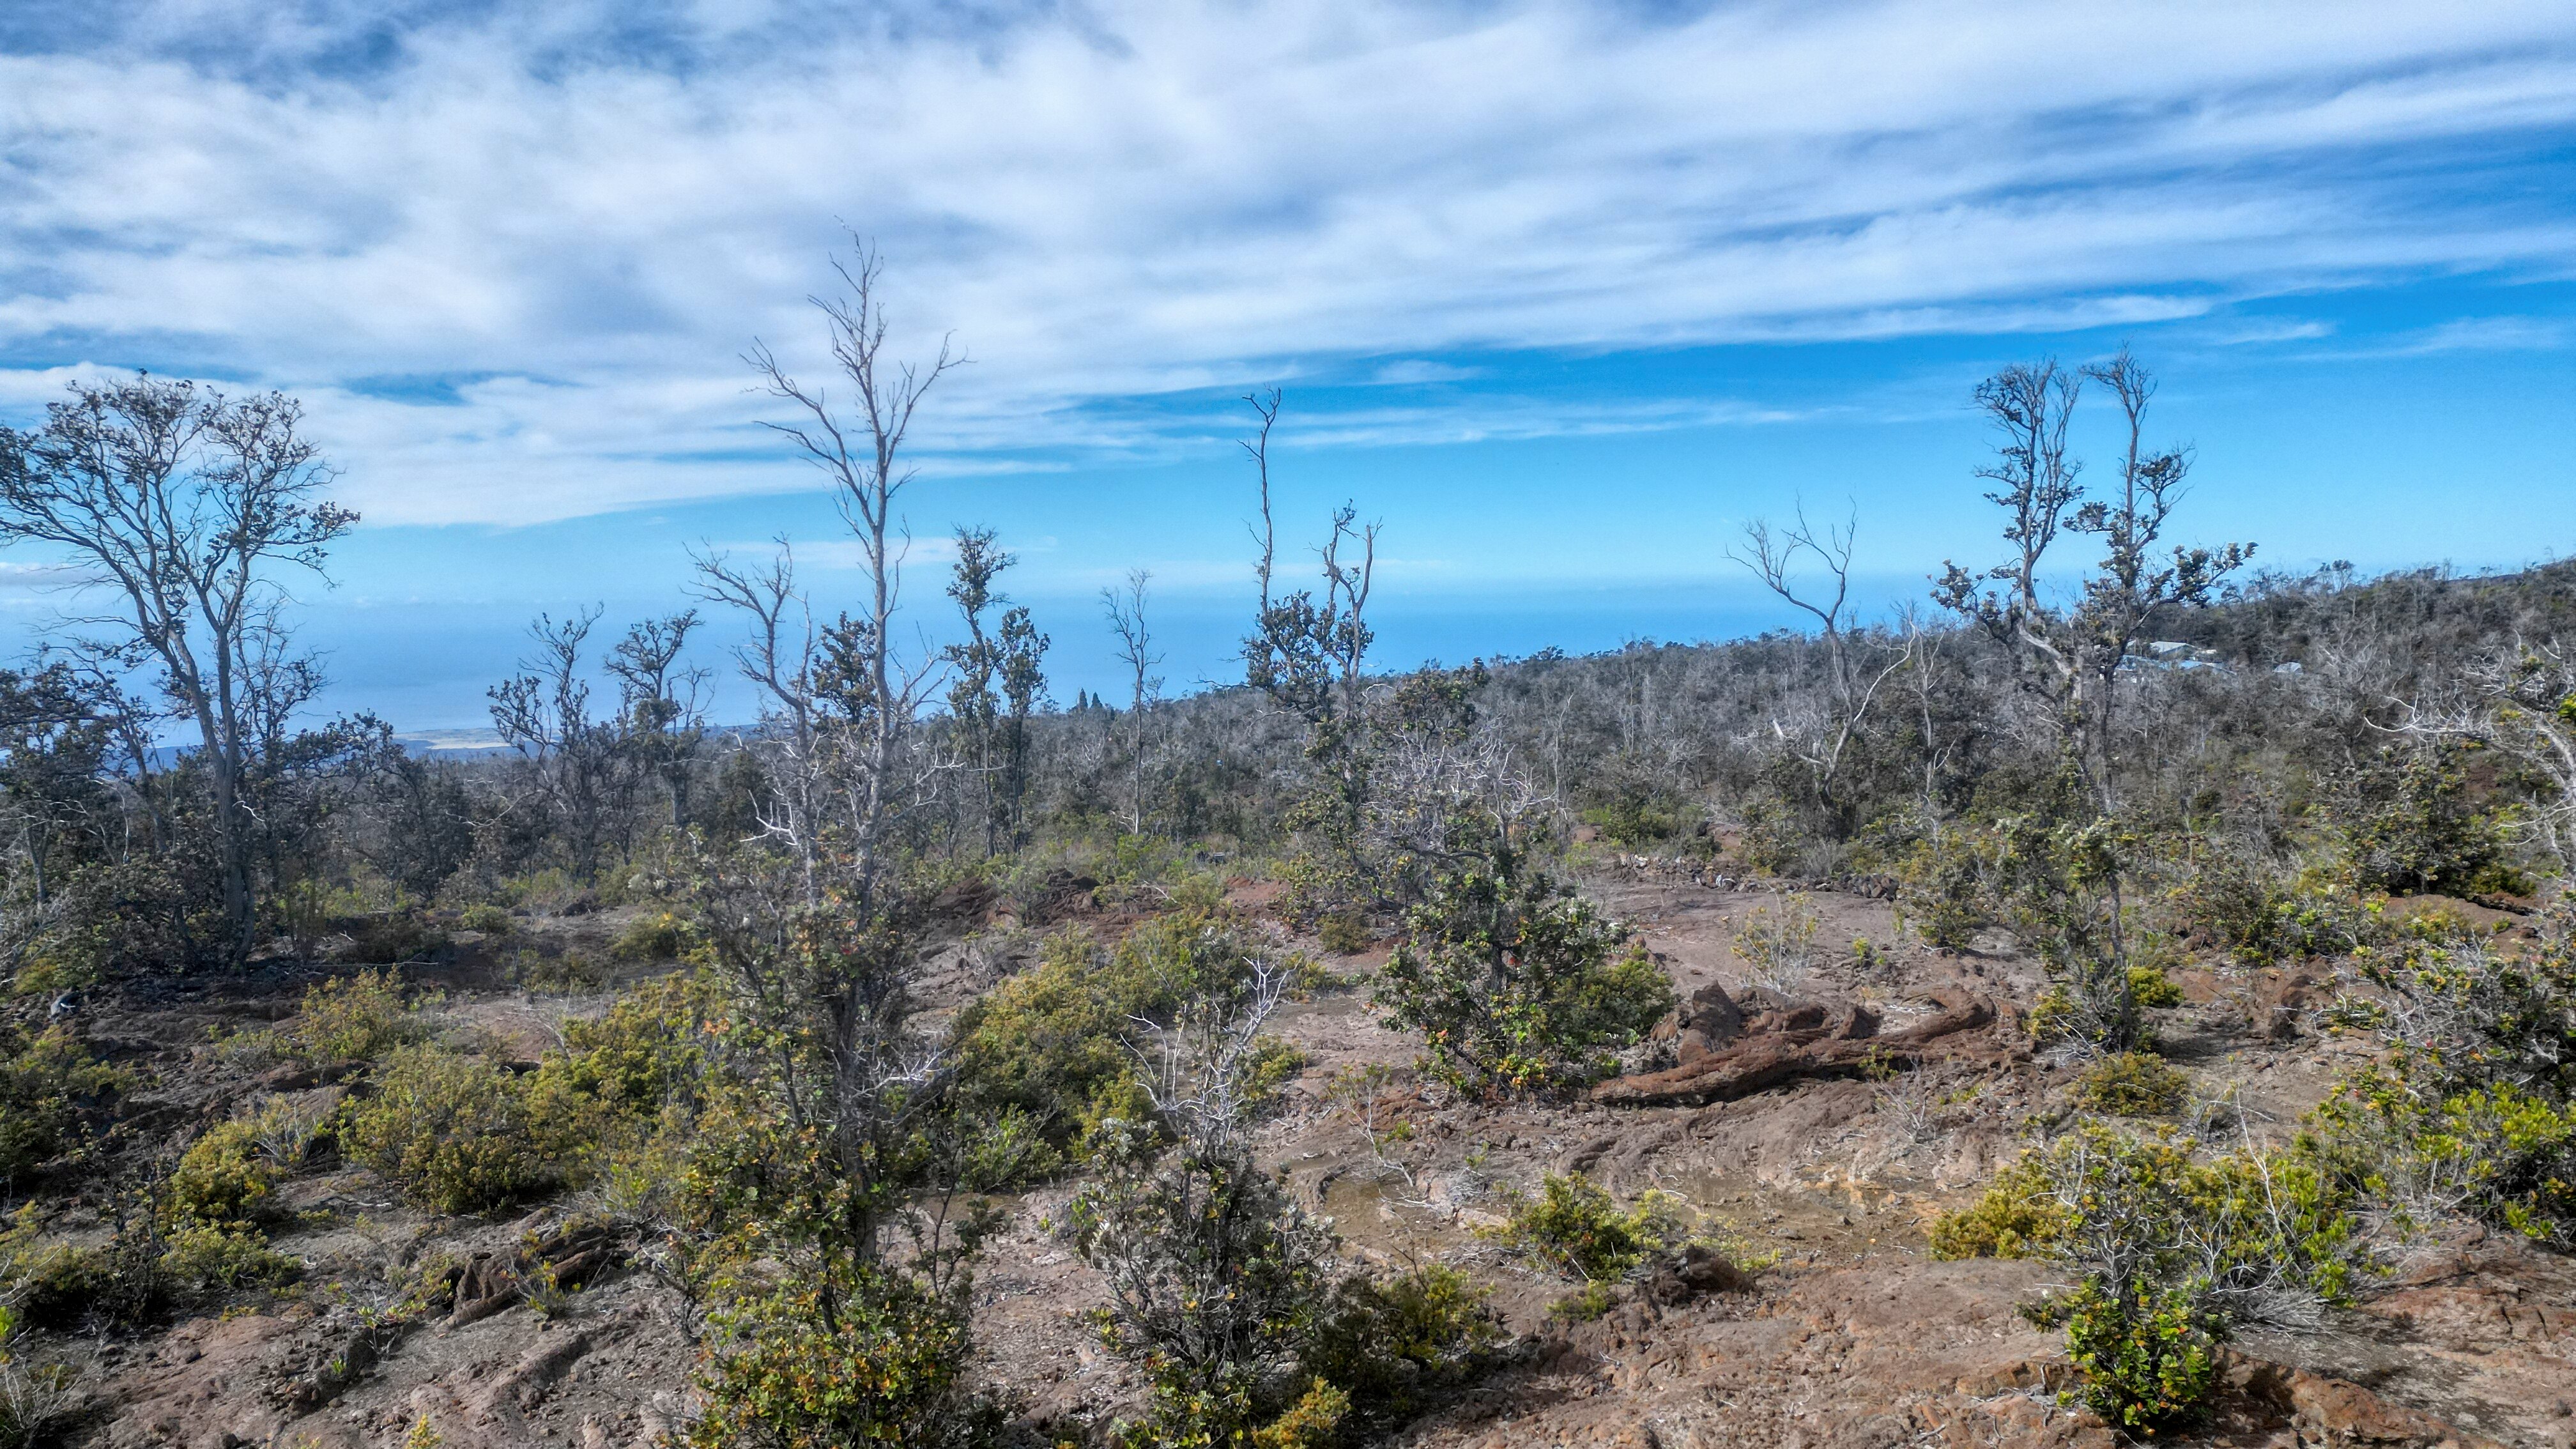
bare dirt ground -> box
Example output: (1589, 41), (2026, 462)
(32, 880), (2576, 1449)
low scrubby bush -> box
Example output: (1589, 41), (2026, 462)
(687, 1262), (995, 1449)
(2340, 742), (2530, 898)
(0, 1026), (123, 1184)
(1376, 860), (1673, 1095)
(1896, 829), (1988, 951)
(1933, 1123), (2360, 1430)
(278, 968), (420, 1066)
(340, 975), (708, 1215)
(2169, 848), (2372, 967)
(505, 947), (614, 994)
(1301, 1264), (1501, 1434)
(1485, 1172), (1694, 1283)
(2072, 1051), (2189, 1117)
(167, 1120), (283, 1225)
(952, 912), (1305, 1179)
(609, 911), (691, 963)
(1732, 894), (1821, 993)
(341, 912), (450, 965)
(2317, 905), (2576, 1242)
(2050, 1276), (2224, 1436)
(340, 1043), (573, 1213)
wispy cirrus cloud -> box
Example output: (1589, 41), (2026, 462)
(0, 0), (2570, 526)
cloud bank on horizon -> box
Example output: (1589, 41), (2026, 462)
(1, 0), (2572, 530)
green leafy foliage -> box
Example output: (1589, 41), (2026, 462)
(1061, 1121), (1340, 1448)
(2071, 1051), (2189, 1117)
(2342, 742), (2527, 898)
(1926, 1156), (2069, 1262)
(1896, 829), (1988, 950)
(1485, 1173), (1693, 1282)
(166, 1119), (283, 1226)
(339, 1043), (575, 1213)
(0, 1025), (123, 1183)
(2168, 849), (2372, 968)
(1935, 1124), (2361, 1428)
(951, 913), (1306, 1179)
(530, 972), (710, 1119)
(277, 967), (420, 1066)
(1301, 1264), (1501, 1434)
(1376, 859), (1673, 1095)
(609, 910), (691, 962)
(2315, 906), (2576, 1241)
(2053, 1276), (2224, 1436)
(687, 1264), (995, 1449)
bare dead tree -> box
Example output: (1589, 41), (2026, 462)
(690, 540), (825, 868)
(1243, 387), (1284, 627)
(682, 245), (977, 1328)
(1893, 601), (1954, 834)
(1103, 567), (1165, 836)
(1730, 502), (1909, 829)
(735, 238), (960, 907)
(0, 376), (355, 964)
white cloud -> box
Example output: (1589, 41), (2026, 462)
(1369, 360), (1485, 385)
(2391, 316), (2572, 353)
(0, 0), (2570, 525)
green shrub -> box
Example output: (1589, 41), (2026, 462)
(1303, 1264), (1501, 1431)
(0, 1207), (106, 1330)
(610, 911), (690, 963)
(2053, 1276), (2223, 1436)
(340, 1043), (572, 1214)
(1928, 1158), (2068, 1261)
(688, 1265), (995, 1449)
(157, 1219), (298, 1296)
(343, 912), (450, 964)
(279, 968), (420, 1066)
(0, 1026), (124, 1183)
(2073, 1052), (2189, 1117)
(2, 1186), (296, 1333)
(1581, 786), (1691, 848)
(1732, 894), (1821, 992)
(1546, 1280), (1623, 1323)
(530, 974), (710, 1117)
(456, 904), (514, 935)
(2170, 850), (2371, 967)
(167, 1120), (283, 1225)
(2127, 964), (2186, 1009)
(506, 947), (614, 994)
(953, 914), (1305, 1177)
(2315, 906), (2576, 1241)
(1938, 1123), (2361, 1427)
(1376, 862), (1673, 1095)
(1061, 1115), (1340, 1449)
(2313, 1070), (2576, 1243)
(1316, 911), (1370, 957)
(1485, 1173), (1690, 1282)
(1896, 831), (1987, 951)
(2342, 742), (2529, 898)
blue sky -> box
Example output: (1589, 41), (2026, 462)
(1, 1), (2572, 726)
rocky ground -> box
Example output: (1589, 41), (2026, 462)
(20, 877), (2576, 1449)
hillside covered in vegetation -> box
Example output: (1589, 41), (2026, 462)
(3, 308), (2573, 1449)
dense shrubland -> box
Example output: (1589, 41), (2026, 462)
(1, 270), (2572, 1445)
